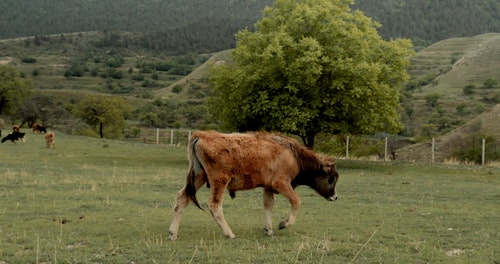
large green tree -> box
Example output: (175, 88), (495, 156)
(73, 95), (130, 139)
(0, 65), (33, 115)
(209, 0), (414, 148)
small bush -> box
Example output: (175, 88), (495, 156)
(483, 78), (497, 89)
(141, 80), (159, 88)
(105, 57), (125, 68)
(451, 135), (500, 164)
(151, 72), (159, 80)
(132, 74), (145, 81)
(172, 85), (183, 94)
(463, 84), (475, 95)
(21, 57), (37, 63)
(425, 93), (441, 108)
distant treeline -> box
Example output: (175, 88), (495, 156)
(1, 0), (498, 53)
(0, 0), (272, 54)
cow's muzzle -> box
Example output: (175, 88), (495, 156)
(328, 195), (338, 201)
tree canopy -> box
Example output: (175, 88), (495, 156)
(73, 95), (131, 139)
(0, 65), (33, 115)
(209, 0), (414, 148)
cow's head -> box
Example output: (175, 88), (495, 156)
(316, 157), (339, 201)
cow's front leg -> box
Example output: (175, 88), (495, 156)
(208, 181), (236, 238)
(275, 184), (301, 230)
(263, 189), (274, 236)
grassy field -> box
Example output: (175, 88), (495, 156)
(0, 132), (498, 263)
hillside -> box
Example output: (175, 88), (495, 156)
(409, 33), (500, 92)
(397, 103), (500, 163)
(0, 32), (210, 100)
(0, 32), (217, 130)
(153, 50), (233, 99)
(402, 33), (500, 138)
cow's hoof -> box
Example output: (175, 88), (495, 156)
(168, 231), (177, 241)
(263, 228), (274, 236)
(279, 221), (287, 230)
(226, 234), (236, 239)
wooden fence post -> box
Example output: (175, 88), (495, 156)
(431, 138), (435, 163)
(482, 138), (485, 166)
(384, 137), (388, 162)
(346, 136), (349, 159)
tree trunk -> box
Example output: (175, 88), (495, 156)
(301, 132), (316, 149)
(99, 122), (104, 138)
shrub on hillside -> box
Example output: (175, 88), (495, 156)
(449, 121), (500, 163)
(463, 84), (475, 95)
(21, 57), (37, 63)
(105, 57), (125, 68)
(451, 134), (500, 164)
(425, 93), (441, 108)
(483, 78), (497, 89)
(172, 85), (183, 94)
(132, 74), (145, 81)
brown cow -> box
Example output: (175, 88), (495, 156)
(45, 132), (56, 149)
(168, 131), (339, 240)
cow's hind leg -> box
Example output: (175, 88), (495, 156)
(168, 186), (190, 241)
(168, 170), (206, 241)
(263, 189), (274, 236)
(208, 178), (236, 239)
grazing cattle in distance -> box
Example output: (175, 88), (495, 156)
(45, 132), (56, 149)
(1, 131), (26, 144)
(32, 123), (47, 133)
(168, 131), (339, 241)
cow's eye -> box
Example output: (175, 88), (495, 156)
(328, 175), (336, 184)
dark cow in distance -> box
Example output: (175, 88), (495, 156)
(168, 131), (339, 240)
(1, 131), (26, 144)
(32, 123), (47, 133)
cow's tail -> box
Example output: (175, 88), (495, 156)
(185, 137), (204, 210)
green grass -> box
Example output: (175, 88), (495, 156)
(0, 132), (499, 263)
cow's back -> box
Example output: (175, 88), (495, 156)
(192, 131), (299, 191)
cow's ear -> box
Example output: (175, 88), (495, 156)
(322, 159), (336, 171)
